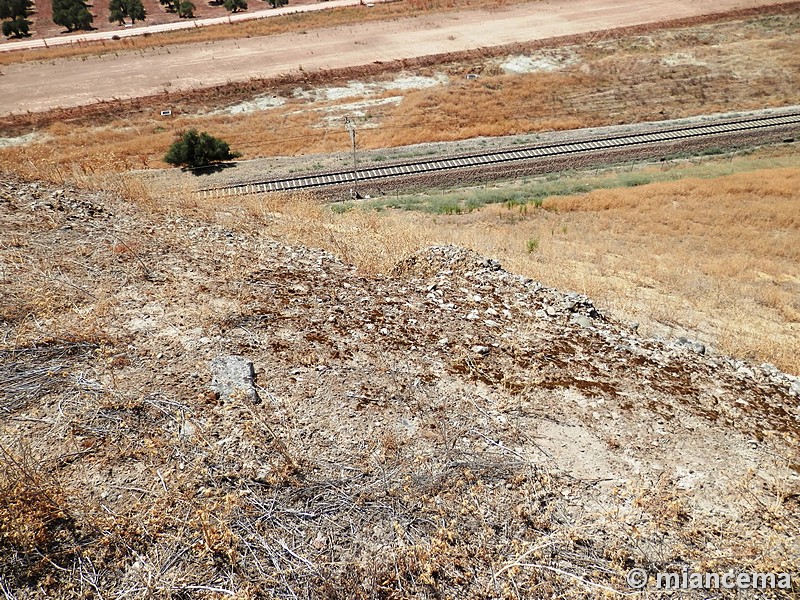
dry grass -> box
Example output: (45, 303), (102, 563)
(0, 442), (83, 588)
(2, 169), (799, 598)
(1, 8), (798, 591)
(200, 165), (800, 374)
(2, 12), (797, 175)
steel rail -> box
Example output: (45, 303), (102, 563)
(197, 112), (800, 198)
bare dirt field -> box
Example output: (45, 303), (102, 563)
(0, 0), (793, 115)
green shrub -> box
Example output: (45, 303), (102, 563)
(428, 197), (462, 215)
(164, 129), (240, 169)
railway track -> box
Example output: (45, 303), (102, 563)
(198, 112), (800, 198)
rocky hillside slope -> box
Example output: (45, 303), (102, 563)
(1, 176), (798, 598)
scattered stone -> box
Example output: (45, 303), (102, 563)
(210, 355), (260, 403)
(478, 258), (501, 271)
(472, 345), (490, 355)
(179, 420), (197, 438)
(676, 336), (706, 355)
(254, 466), (272, 484)
(573, 315), (593, 328)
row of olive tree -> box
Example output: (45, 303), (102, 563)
(3, 0), (288, 36)
(210, 0), (287, 13)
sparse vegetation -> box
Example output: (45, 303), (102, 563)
(224, 159), (800, 373)
(346, 149), (799, 215)
(2, 12), (796, 170)
(1, 169), (798, 597)
(0, 0), (519, 66)
(1, 5), (799, 597)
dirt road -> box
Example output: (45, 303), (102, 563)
(0, 0), (791, 116)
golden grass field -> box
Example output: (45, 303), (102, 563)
(2, 11), (797, 176)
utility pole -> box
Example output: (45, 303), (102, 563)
(344, 116), (359, 198)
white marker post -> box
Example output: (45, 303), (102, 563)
(344, 116), (358, 198)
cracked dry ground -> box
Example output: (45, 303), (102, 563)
(1, 176), (799, 597)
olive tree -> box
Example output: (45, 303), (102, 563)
(164, 130), (241, 169)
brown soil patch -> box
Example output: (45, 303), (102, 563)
(222, 158), (800, 375)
